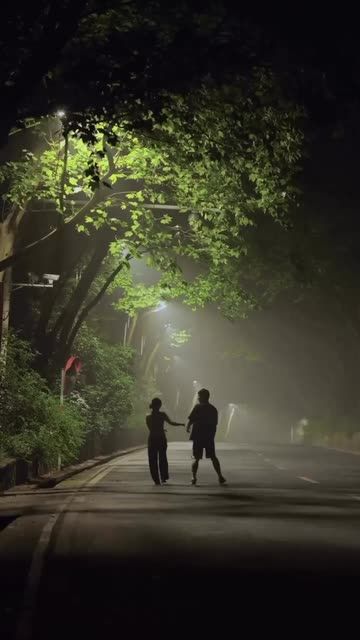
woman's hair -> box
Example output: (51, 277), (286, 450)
(149, 397), (162, 410)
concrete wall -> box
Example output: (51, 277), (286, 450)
(0, 457), (30, 491)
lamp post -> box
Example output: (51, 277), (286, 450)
(225, 404), (237, 439)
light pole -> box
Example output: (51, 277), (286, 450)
(123, 315), (131, 346)
(225, 404), (237, 439)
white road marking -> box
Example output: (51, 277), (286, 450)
(275, 466), (286, 471)
(87, 463), (117, 486)
(15, 455), (131, 640)
(298, 476), (319, 484)
(352, 495), (360, 501)
(15, 497), (73, 640)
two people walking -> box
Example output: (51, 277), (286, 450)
(146, 388), (226, 486)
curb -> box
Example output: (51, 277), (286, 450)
(32, 445), (146, 489)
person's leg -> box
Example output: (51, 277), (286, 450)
(192, 458), (199, 477)
(148, 441), (160, 484)
(191, 458), (200, 484)
(211, 456), (226, 483)
(159, 441), (169, 482)
(191, 441), (201, 484)
(207, 441), (225, 482)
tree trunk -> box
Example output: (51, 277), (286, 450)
(52, 231), (113, 365)
(65, 260), (126, 353)
(127, 313), (138, 346)
(35, 238), (90, 345)
(0, 210), (25, 357)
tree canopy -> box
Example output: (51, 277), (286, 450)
(0, 1), (266, 147)
(0, 73), (302, 368)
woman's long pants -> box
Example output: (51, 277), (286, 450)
(148, 438), (169, 484)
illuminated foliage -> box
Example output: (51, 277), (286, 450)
(0, 72), (302, 368)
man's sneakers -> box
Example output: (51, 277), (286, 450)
(191, 477), (197, 485)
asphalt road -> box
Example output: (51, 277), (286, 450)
(2, 442), (360, 639)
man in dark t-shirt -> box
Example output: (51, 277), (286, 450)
(187, 388), (226, 485)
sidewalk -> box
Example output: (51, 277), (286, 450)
(1, 444), (146, 495)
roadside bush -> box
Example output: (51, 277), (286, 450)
(0, 335), (86, 466)
(303, 417), (336, 439)
(74, 325), (135, 435)
(127, 374), (160, 430)
(304, 415), (360, 440)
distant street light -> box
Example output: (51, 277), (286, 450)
(154, 301), (167, 312)
(189, 381), (202, 412)
(56, 109), (66, 119)
(144, 301), (167, 316)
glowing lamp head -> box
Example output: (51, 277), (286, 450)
(150, 300), (167, 313)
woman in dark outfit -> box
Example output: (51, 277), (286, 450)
(146, 398), (184, 485)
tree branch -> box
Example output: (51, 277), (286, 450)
(65, 260), (129, 352)
(0, 186), (104, 272)
(52, 229), (113, 348)
(35, 238), (90, 342)
(0, 145), (129, 273)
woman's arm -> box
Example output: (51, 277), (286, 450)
(164, 414), (185, 427)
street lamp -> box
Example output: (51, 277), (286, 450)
(11, 273), (60, 291)
(146, 300), (167, 314)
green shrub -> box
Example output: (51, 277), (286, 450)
(0, 335), (86, 465)
(74, 325), (135, 435)
(127, 374), (160, 429)
(304, 415), (360, 439)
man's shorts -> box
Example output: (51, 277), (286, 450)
(192, 439), (216, 460)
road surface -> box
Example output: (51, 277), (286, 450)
(1, 442), (360, 638)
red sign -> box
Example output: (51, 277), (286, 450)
(64, 355), (82, 374)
